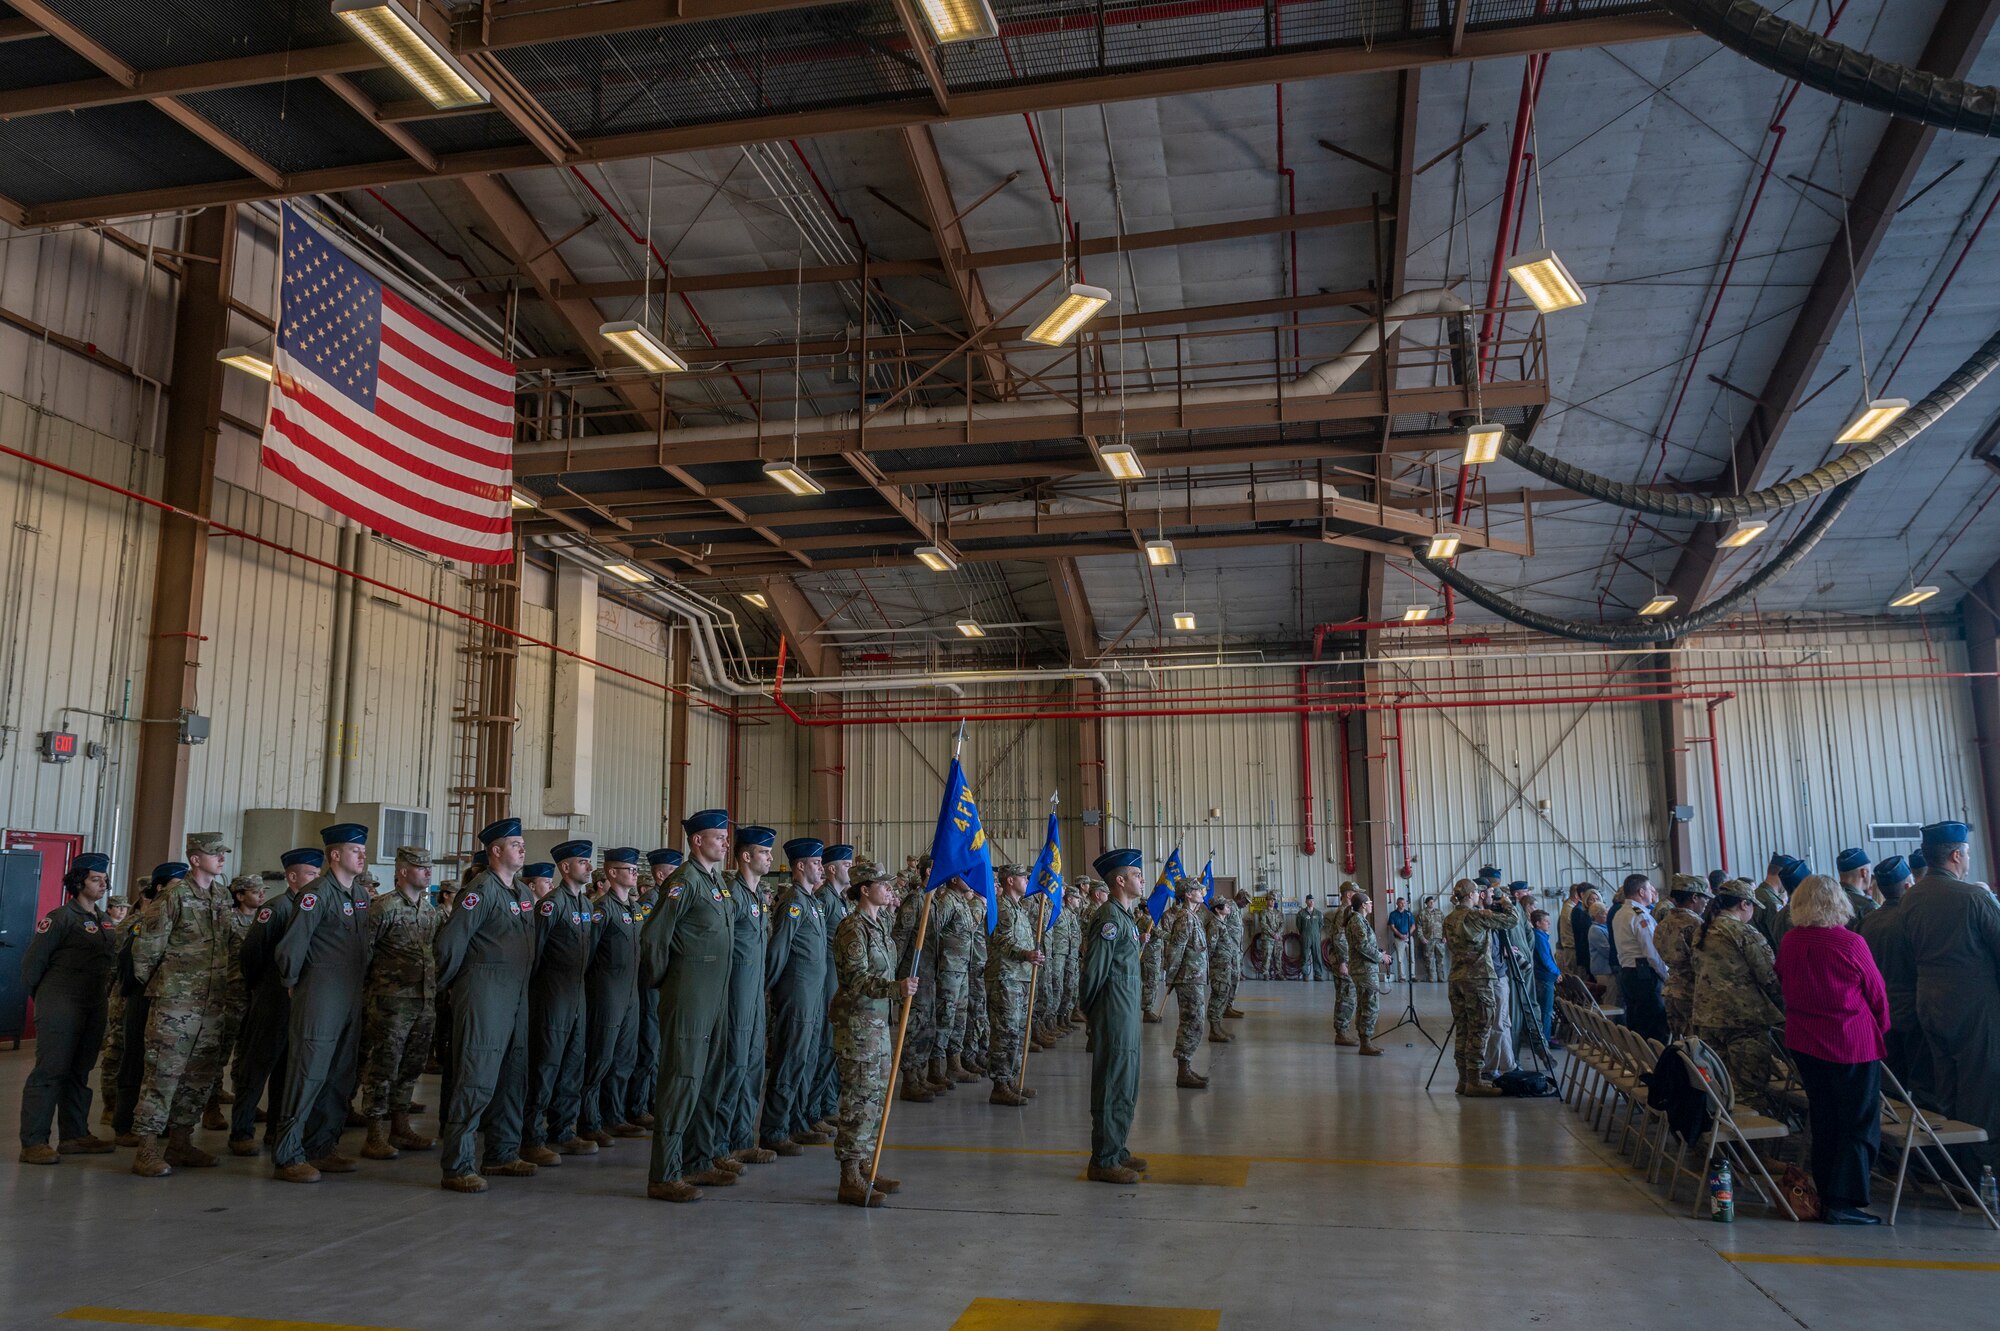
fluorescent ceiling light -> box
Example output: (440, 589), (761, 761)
(763, 460), (826, 496)
(1023, 283), (1112, 347)
(1463, 424), (1504, 466)
(1639, 595), (1679, 617)
(509, 489), (538, 510)
(1836, 398), (1909, 445)
(1505, 247), (1586, 313)
(599, 320), (688, 373)
(742, 591), (769, 608)
(1098, 442), (1144, 481)
(1172, 612), (1198, 631)
(1144, 538), (1177, 567)
(1889, 585), (1940, 609)
(916, 0), (999, 43)
(1426, 533), (1462, 560)
(1718, 520), (1766, 548)
(914, 545), (958, 572)
(332, 0), (489, 110)
(1402, 604), (1431, 623)
(955, 619), (986, 638)
(603, 562), (650, 584)
(217, 346), (273, 381)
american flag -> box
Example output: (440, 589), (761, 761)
(263, 203), (515, 564)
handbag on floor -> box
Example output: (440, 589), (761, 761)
(1778, 1163), (1821, 1222)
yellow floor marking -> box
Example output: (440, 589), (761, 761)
(1721, 1253), (2000, 1274)
(1072, 1153), (1251, 1186)
(862, 1142), (1612, 1175)
(60, 1311), (422, 1331)
(951, 1298), (1220, 1330)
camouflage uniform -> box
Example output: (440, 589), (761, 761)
(1415, 898), (1447, 981)
(964, 911), (989, 1069)
(1161, 895), (1210, 1060)
(359, 884), (440, 1120)
(1062, 902), (1086, 1020)
(1136, 907), (1163, 1017)
(1343, 907), (1384, 1043)
(1444, 898), (1517, 1086)
(929, 887), (977, 1065)
(831, 907), (900, 1171)
(985, 894), (1039, 1091)
(1327, 899), (1356, 1033)
(1250, 903), (1286, 980)
(130, 870), (237, 1140)
(1655, 902), (1705, 1038)
(891, 880), (941, 1086)
(1035, 907), (1069, 1038)
(210, 878), (260, 1114)
(1691, 914), (1785, 1103)
(1205, 904), (1238, 1040)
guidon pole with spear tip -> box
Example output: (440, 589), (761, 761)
(1018, 790), (1058, 1094)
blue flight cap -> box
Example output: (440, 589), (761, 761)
(281, 848), (325, 871)
(1778, 857), (1811, 891)
(151, 862), (189, 885)
(1911, 848), (1928, 874)
(1508, 880), (1530, 894)
(1836, 847), (1869, 874)
(551, 839), (593, 863)
(1478, 865), (1501, 881)
(1874, 856), (1912, 890)
(471, 850), (488, 870)
(73, 852), (110, 876)
(320, 822), (368, 847)
(523, 862), (555, 880)
(1767, 852), (1789, 873)
(736, 826), (777, 850)
(683, 809), (730, 835)
(1707, 868), (1726, 891)
(1094, 848), (1144, 879)
(478, 817), (522, 845)
(603, 847), (640, 866)
(824, 844), (855, 863)
(784, 837), (825, 863)
(1922, 820), (1971, 849)
(646, 848), (682, 868)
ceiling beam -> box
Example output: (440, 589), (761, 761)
(698, 527), (1405, 576)
(20, 13), (1690, 227)
(1663, 0), (2000, 610)
(1046, 556), (1098, 665)
(890, 0), (951, 113)
(760, 576), (837, 676)
(319, 74), (442, 173)
(901, 123), (1011, 395)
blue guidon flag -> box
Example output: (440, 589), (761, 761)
(264, 203), (515, 564)
(926, 755), (996, 931)
(1028, 807), (1065, 925)
(1146, 847), (1186, 922)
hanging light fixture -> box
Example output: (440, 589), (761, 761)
(1639, 594), (1678, 616)
(509, 489), (538, 510)
(217, 346), (273, 381)
(1023, 283), (1112, 347)
(955, 619), (987, 638)
(1835, 399), (1909, 445)
(763, 460), (826, 496)
(1144, 538), (1177, 567)
(1426, 533), (1462, 560)
(740, 591), (769, 608)
(1889, 585), (1940, 609)
(603, 562), (651, 584)
(916, 0), (999, 43)
(1505, 248), (1586, 313)
(1172, 611), (1198, 632)
(1097, 442), (1145, 481)
(1718, 520), (1766, 548)
(599, 320), (688, 373)
(331, 0), (489, 109)
(1402, 604), (1432, 623)
(1462, 424), (1504, 465)
(914, 545), (958, 572)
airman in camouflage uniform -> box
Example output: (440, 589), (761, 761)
(200, 875), (262, 1132)
(96, 879), (148, 1130)
(1692, 889), (1785, 1104)
(985, 866), (1044, 1105)
(1655, 873), (1711, 1039)
(930, 878), (980, 1087)
(807, 846), (856, 1135)
(129, 836), (238, 1177)
(358, 847), (441, 1159)
(1342, 892), (1384, 1055)
(1444, 879), (1516, 1096)
(1328, 887), (1358, 1042)
(1205, 895), (1239, 1043)
(1250, 898), (1286, 980)
(1416, 894), (1447, 981)
(1161, 879), (1210, 1087)
(1136, 900), (1163, 1020)
(1034, 897), (1068, 1046)
(832, 862), (918, 1206)
(892, 859), (946, 1098)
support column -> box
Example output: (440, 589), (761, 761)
(809, 658), (844, 844)
(1077, 678), (1106, 867)
(130, 204), (234, 862)
(1964, 568), (2000, 877)
(1356, 554), (1396, 904)
(545, 560), (597, 817)
(666, 626), (692, 839)
(1652, 648), (1693, 874)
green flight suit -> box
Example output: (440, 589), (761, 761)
(1297, 905), (1325, 980)
(692, 871), (767, 1163)
(525, 884), (596, 1148)
(762, 880), (828, 1144)
(19, 898), (116, 1148)
(638, 860), (734, 1184)
(810, 885), (848, 1123)
(231, 888), (298, 1143)
(580, 889), (641, 1136)
(433, 869), (537, 1179)
(271, 871), (372, 1167)
(627, 885), (663, 1121)
(1077, 899), (1143, 1168)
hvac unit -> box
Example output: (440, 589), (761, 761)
(241, 808), (335, 876)
(336, 802), (432, 864)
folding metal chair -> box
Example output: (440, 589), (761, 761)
(1663, 1041), (1797, 1220)
(1877, 1064), (1997, 1229)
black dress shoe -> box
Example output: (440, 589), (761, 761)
(1822, 1206), (1883, 1225)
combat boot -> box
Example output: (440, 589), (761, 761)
(58, 1135), (113, 1154)
(344, 1107), (368, 1128)
(229, 1137), (261, 1157)
(389, 1112), (435, 1151)
(1176, 1058), (1209, 1089)
(440, 1172), (486, 1193)
(201, 1099), (227, 1132)
(273, 1161), (322, 1184)
(809, 1118), (837, 1135)
(610, 1121), (649, 1138)
(1334, 1031), (1360, 1047)
(631, 1111), (657, 1127)
(1225, 1005), (1245, 1018)
(308, 1152), (358, 1173)
(712, 1155), (745, 1174)
(872, 1172), (900, 1193)
(1457, 1078), (1502, 1098)
(837, 1159), (883, 1207)
(899, 1077), (933, 1104)
(646, 1179), (701, 1203)
(361, 1119), (400, 1161)
(588, 1128), (616, 1148)
(1070, 1007), (1086, 1025)
(484, 1157), (538, 1177)
(114, 1131), (141, 1148)
(19, 1144), (58, 1165)
(793, 1128), (833, 1146)
(765, 1136), (804, 1156)
(556, 1135), (598, 1156)
(926, 1057), (953, 1093)
(520, 1144), (561, 1166)
(733, 1145), (779, 1164)
(1085, 1161), (1141, 1184)
(1142, 1010), (1161, 1023)
(684, 1164), (737, 1187)
(131, 1136), (172, 1177)
(1207, 1023), (1232, 1044)
(989, 1082), (1028, 1107)
(1028, 1031), (1050, 1052)
(1358, 1042), (1384, 1057)
(164, 1127), (218, 1168)
(948, 1055), (979, 1084)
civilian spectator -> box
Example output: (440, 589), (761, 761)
(1387, 898), (1414, 983)
(1586, 904), (1615, 1003)
(1530, 909), (1560, 1049)
(1613, 875), (1668, 1043)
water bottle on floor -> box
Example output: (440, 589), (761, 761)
(1979, 1166), (1998, 1216)
(1708, 1160), (1734, 1223)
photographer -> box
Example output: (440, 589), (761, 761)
(1443, 880), (1517, 1098)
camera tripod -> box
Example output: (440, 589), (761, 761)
(1377, 955), (1439, 1049)
(1422, 941), (1556, 1091)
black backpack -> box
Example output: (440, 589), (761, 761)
(1492, 1069), (1559, 1097)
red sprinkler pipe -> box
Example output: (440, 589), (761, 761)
(1706, 697), (1730, 875)
(1389, 703), (1413, 879)
(1311, 581), (1458, 651)
(1338, 709), (1357, 874)
(1298, 665), (1316, 855)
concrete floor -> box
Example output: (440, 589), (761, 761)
(4, 981), (1995, 1331)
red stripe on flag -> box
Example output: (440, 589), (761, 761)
(369, 392), (511, 472)
(383, 289), (513, 376)
(268, 408), (512, 535)
(381, 322), (514, 409)
(282, 370), (509, 477)
(379, 360), (513, 438)
(261, 444), (511, 564)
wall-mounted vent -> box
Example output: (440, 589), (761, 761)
(1868, 822), (1924, 843)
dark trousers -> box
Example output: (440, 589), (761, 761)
(20, 994), (107, 1146)
(1793, 1050), (1881, 1210)
(1618, 966), (1668, 1044)
(112, 994), (150, 1135)
(230, 986), (289, 1143)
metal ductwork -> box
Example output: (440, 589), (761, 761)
(1494, 324), (2000, 521)
(532, 537), (763, 695)
(1663, 0), (2000, 137)
(516, 289), (1471, 462)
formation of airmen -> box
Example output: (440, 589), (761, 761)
(17, 816), (1283, 1204)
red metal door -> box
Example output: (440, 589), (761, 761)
(3, 830), (83, 1039)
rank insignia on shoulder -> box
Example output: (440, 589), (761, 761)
(256, 908), (272, 923)
(667, 885), (684, 900)
(460, 892), (479, 909)
(35, 916), (51, 932)
(1099, 922), (1117, 940)
(300, 893), (317, 912)
(539, 900), (555, 916)
(788, 902), (802, 918)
